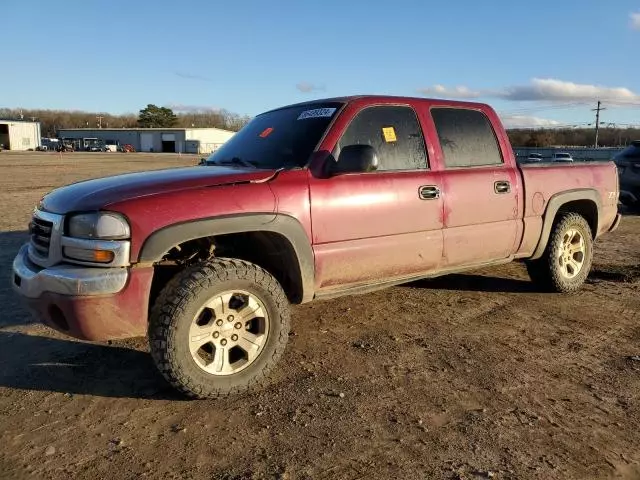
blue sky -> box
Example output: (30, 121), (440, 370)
(3, 0), (639, 128)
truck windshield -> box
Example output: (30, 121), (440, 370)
(204, 102), (343, 169)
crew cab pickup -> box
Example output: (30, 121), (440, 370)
(12, 96), (621, 398)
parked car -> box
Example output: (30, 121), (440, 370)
(55, 143), (74, 152)
(40, 138), (60, 151)
(552, 152), (574, 162)
(525, 153), (544, 163)
(119, 144), (135, 153)
(12, 95), (621, 398)
(86, 145), (108, 152)
(613, 140), (640, 211)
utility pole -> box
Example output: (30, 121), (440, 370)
(592, 101), (606, 147)
(97, 115), (104, 129)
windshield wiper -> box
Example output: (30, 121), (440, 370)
(213, 156), (257, 169)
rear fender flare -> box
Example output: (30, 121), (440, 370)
(530, 188), (601, 260)
(138, 214), (315, 303)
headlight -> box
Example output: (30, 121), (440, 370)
(66, 212), (130, 240)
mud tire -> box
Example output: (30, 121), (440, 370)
(525, 213), (593, 293)
(148, 258), (290, 399)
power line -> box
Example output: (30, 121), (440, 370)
(500, 102), (588, 115)
(506, 118), (640, 130)
(505, 123), (590, 130)
(501, 98), (640, 117)
(606, 103), (640, 110)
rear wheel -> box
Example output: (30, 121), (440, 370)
(149, 259), (290, 398)
(525, 213), (593, 293)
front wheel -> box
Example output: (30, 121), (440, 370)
(525, 213), (593, 293)
(149, 259), (290, 398)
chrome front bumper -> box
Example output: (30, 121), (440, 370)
(12, 244), (128, 299)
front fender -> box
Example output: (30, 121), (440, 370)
(138, 214), (315, 303)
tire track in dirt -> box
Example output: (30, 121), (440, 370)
(2, 155), (640, 480)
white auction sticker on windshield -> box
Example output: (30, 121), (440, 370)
(297, 108), (336, 120)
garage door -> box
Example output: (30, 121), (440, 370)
(140, 133), (154, 152)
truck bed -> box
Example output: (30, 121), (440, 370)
(516, 161), (619, 257)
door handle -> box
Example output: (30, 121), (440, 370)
(419, 185), (440, 200)
(494, 181), (511, 194)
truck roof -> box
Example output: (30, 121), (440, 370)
(263, 95), (491, 115)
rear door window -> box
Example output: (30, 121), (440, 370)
(431, 108), (503, 168)
(336, 106), (428, 171)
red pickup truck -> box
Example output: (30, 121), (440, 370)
(13, 96), (621, 398)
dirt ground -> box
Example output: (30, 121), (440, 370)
(1, 152), (639, 480)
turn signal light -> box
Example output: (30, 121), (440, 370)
(63, 247), (115, 263)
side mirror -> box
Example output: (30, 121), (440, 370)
(198, 158), (207, 166)
(330, 144), (379, 175)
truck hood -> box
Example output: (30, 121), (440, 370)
(41, 166), (277, 214)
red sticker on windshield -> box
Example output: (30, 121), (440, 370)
(259, 127), (274, 138)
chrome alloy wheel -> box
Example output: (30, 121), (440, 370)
(188, 290), (269, 375)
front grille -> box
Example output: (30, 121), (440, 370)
(30, 216), (53, 257)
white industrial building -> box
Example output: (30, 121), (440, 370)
(0, 120), (41, 151)
(56, 127), (235, 154)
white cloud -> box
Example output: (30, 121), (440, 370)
(500, 114), (561, 129)
(498, 78), (640, 103)
(631, 12), (640, 30)
(418, 78), (640, 104)
(416, 84), (481, 99)
(174, 72), (213, 82)
(296, 81), (325, 93)
(166, 103), (221, 113)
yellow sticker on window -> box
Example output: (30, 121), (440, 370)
(382, 127), (397, 143)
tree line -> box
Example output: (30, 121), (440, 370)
(507, 127), (640, 148)
(1, 104), (638, 148)
(0, 105), (251, 137)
